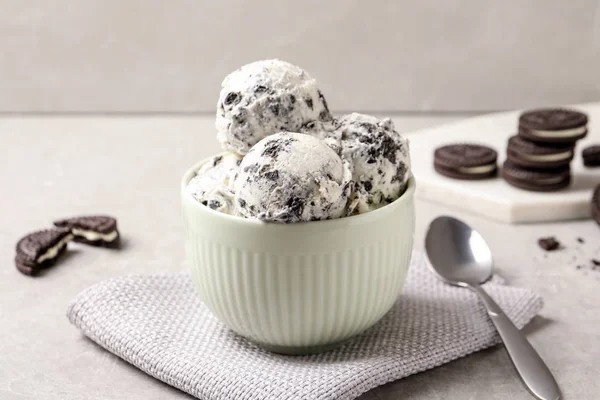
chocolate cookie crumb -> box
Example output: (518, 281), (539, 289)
(538, 237), (560, 251)
(592, 259), (600, 266)
(577, 237), (585, 244)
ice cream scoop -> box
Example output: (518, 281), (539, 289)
(216, 59), (332, 155)
(233, 132), (353, 223)
(336, 113), (411, 214)
(185, 152), (242, 214)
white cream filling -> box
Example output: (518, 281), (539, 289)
(536, 176), (566, 185)
(532, 126), (586, 138)
(458, 164), (496, 174)
(520, 151), (573, 162)
(72, 228), (119, 242)
(37, 234), (73, 263)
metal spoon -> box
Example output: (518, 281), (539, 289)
(425, 216), (560, 400)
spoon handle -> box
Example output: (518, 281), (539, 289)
(470, 284), (560, 400)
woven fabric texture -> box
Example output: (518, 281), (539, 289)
(67, 252), (543, 400)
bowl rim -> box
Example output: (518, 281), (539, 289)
(182, 154), (415, 228)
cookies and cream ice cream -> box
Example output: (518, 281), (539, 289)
(216, 59), (332, 155)
(335, 113), (410, 213)
(187, 60), (412, 223)
(233, 132), (353, 223)
(301, 114), (411, 213)
(185, 152), (242, 214)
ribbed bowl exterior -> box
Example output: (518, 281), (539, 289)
(182, 160), (415, 353)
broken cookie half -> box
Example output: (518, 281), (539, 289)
(15, 228), (73, 276)
(54, 215), (120, 248)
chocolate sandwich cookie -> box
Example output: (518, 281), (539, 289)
(507, 135), (574, 169)
(501, 161), (570, 192)
(54, 215), (120, 248)
(518, 108), (588, 144)
(592, 185), (600, 226)
(15, 228), (73, 276)
(582, 145), (600, 167)
(434, 144), (498, 180)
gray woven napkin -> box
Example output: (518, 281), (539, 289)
(67, 252), (542, 400)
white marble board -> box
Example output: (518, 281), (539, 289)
(407, 103), (600, 223)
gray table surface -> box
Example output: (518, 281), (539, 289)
(1, 115), (599, 400)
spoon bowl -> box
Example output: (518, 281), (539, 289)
(425, 216), (493, 287)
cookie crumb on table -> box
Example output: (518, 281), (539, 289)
(538, 236), (560, 251)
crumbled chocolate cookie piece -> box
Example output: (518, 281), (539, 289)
(254, 85), (267, 93)
(212, 155), (223, 167)
(263, 170), (279, 181)
(208, 200), (222, 210)
(224, 92), (242, 106)
(261, 137), (295, 159)
(538, 237), (560, 251)
(305, 98), (313, 110)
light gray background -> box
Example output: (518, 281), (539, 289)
(1, 0), (600, 113)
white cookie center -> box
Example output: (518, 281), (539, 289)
(72, 229), (119, 242)
(520, 151), (573, 162)
(458, 163), (496, 174)
(531, 126), (586, 138)
(37, 234), (73, 263)
(535, 176), (566, 185)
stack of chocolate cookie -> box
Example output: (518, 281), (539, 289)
(502, 108), (588, 191)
